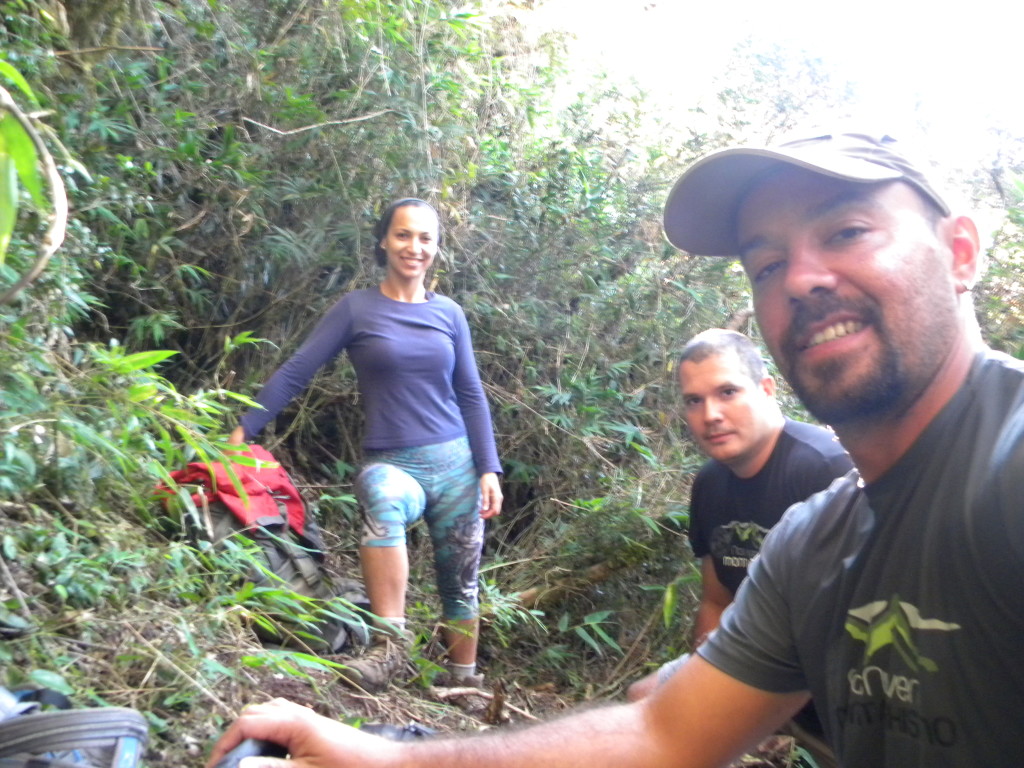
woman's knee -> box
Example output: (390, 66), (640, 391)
(356, 463), (426, 546)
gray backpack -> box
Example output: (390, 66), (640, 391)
(0, 688), (147, 768)
(203, 496), (373, 654)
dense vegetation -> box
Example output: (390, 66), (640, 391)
(2, 0), (1023, 763)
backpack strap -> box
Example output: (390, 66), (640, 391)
(0, 688), (71, 722)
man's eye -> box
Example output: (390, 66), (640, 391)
(831, 226), (867, 244)
(753, 260), (784, 283)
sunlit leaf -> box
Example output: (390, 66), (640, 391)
(127, 383), (159, 402)
(107, 349), (178, 374)
(662, 581), (678, 627)
(0, 148), (16, 264)
(0, 116), (45, 208)
(0, 62), (40, 107)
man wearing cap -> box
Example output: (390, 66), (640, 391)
(209, 132), (1024, 768)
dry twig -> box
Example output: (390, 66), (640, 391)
(242, 110), (393, 136)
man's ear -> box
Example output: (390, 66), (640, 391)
(950, 215), (981, 291)
(761, 375), (776, 398)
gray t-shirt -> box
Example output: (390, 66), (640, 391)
(700, 351), (1024, 767)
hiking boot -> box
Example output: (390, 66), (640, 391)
(338, 636), (411, 692)
(433, 670), (486, 689)
(453, 671), (486, 688)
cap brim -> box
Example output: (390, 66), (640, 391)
(663, 147), (905, 256)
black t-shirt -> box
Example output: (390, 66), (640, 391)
(688, 419), (853, 595)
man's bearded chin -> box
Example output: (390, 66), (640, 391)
(786, 348), (907, 427)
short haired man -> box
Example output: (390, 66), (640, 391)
(209, 133), (1024, 768)
(627, 329), (850, 765)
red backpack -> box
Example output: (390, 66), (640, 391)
(157, 445), (370, 654)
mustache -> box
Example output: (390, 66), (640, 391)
(783, 293), (878, 353)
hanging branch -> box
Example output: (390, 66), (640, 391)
(0, 85), (68, 305)
(241, 109), (393, 136)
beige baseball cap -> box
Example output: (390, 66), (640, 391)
(663, 132), (951, 256)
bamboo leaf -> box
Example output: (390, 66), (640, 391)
(0, 116), (45, 208)
(108, 349), (178, 373)
(591, 623), (622, 653)
(28, 669), (72, 694)
(574, 626), (602, 655)
(0, 148), (17, 265)
(662, 581), (678, 627)
(127, 383), (160, 402)
(0, 62), (40, 107)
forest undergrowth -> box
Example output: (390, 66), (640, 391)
(2, 0), (1023, 765)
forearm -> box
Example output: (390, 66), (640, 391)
(209, 699), (680, 768)
(402, 660), (797, 768)
(692, 559), (731, 649)
(211, 661), (801, 768)
(399, 701), (680, 768)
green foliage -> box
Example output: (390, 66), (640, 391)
(977, 175), (1024, 358)
(557, 609), (622, 657)
(0, 64), (49, 264)
(0, 2), (1022, 759)
(5, 519), (149, 609)
(478, 576), (546, 649)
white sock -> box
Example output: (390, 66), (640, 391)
(374, 616), (407, 640)
(448, 661), (476, 681)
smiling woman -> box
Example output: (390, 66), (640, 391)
(229, 198), (503, 691)
(374, 199), (440, 297)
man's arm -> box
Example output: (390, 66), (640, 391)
(208, 656), (808, 768)
(692, 556), (732, 647)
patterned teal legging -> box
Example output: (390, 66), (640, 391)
(355, 436), (483, 621)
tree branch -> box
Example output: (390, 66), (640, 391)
(242, 110), (393, 136)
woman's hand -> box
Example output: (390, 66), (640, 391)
(228, 425), (247, 446)
(206, 698), (400, 768)
(479, 472), (503, 519)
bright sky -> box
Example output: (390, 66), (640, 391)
(525, 0), (1023, 173)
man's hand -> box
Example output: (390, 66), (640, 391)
(227, 426), (246, 446)
(479, 472), (503, 519)
(207, 699), (401, 768)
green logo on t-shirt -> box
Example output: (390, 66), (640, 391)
(845, 594), (960, 673)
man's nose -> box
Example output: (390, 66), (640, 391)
(703, 400), (723, 422)
(783, 244), (839, 299)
